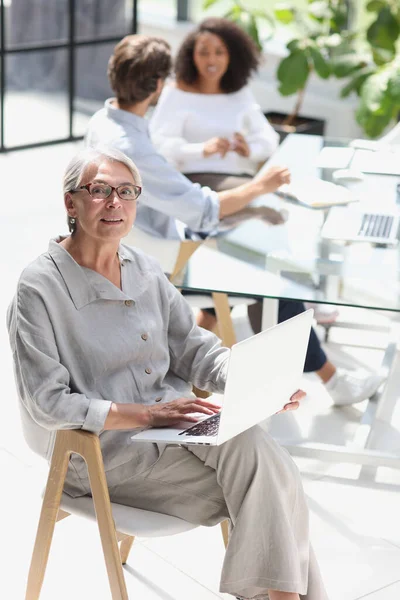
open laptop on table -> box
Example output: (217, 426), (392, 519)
(131, 310), (313, 447)
(321, 206), (400, 245)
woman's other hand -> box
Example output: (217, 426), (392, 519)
(255, 165), (291, 194)
(147, 397), (221, 427)
(276, 389), (306, 414)
(231, 132), (250, 157)
(203, 137), (231, 158)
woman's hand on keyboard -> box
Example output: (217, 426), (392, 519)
(147, 397), (221, 428)
(276, 389), (306, 414)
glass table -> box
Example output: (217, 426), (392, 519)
(172, 133), (400, 471)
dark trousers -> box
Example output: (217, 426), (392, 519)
(247, 300), (327, 372)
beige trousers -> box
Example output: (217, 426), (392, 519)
(109, 426), (329, 600)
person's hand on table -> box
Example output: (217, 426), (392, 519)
(147, 397), (221, 427)
(203, 137), (231, 158)
(276, 389), (306, 414)
(231, 132), (250, 157)
(255, 165), (291, 194)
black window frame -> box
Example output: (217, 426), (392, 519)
(0, 0), (139, 152)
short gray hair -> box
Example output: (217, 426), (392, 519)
(63, 145), (142, 233)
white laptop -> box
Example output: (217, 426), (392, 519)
(130, 310), (313, 447)
(321, 206), (400, 245)
(350, 148), (400, 176)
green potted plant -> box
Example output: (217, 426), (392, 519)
(203, 0), (353, 139)
(331, 0), (400, 138)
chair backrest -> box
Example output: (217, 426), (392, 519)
(123, 227), (202, 280)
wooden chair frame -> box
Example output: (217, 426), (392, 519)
(26, 429), (229, 600)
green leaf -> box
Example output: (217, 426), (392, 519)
(278, 82), (299, 96)
(366, 0), (387, 12)
(202, 0), (218, 9)
(356, 103), (394, 138)
(308, 46), (330, 78)
(277, 51), (310, 95)
(287, 39), (301, 52)
(331, 54), (367, 78)
(329, 4), (349, 32)
(229, 11), (262, 50)
(367, 7), (400, 51)
(388, 69), (400, 103)
(274, 3), (295, 24)
(372, 46), (395, 65)
(361, 69), (392, 114)
(339, 67), (377, 98)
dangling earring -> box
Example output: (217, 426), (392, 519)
(70, 217), (76, 224)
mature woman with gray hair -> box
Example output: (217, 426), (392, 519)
(7, 146), (328, 600)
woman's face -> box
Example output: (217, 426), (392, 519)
(65, 159), (138, 242)
(193, 32), (230, 84)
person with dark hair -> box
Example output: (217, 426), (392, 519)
(149, 19), (385, 407)
(150, 17), (279, 188)
(86, 34), (289, 242)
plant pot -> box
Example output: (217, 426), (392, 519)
(264, 111), (326, 144)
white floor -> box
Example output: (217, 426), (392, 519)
(2, 143), (400, 599)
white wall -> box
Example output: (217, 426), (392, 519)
(140, 20), (365, 140)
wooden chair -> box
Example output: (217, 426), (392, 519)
(26, 429), (229, 600)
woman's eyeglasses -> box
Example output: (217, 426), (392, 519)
(71, 182), (142, 202)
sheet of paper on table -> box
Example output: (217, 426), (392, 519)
(275, 178), (359, 209)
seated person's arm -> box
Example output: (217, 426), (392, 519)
(8, 282), (148, 433)
(242, 103), (280, 163)
(218, 165), (290, 218)
(120, 138), (289, 229)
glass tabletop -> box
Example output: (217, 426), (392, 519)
(201, 133), (400, 313)
(173, 244), (319, 304)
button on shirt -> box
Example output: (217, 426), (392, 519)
(85, 99), (220, 240)
(7, 239), (229, 497)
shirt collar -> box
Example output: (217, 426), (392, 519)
(104, 98), (149, 134)
(48, 238), (133, 310)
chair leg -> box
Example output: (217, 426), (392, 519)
(83, 436), (129, 600)
(212, 292), (237, 348)
(25, 435), (71, 600)
(220, 519), (229, 548)
(119, 535), (135, 565)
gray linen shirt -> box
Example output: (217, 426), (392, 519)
(85, 99), (220, 240)
(7, 239), (229, 497)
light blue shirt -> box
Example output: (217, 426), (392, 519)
(85, 99), (220, 240)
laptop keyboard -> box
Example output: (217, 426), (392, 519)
(178, 413), (221, 437)
(358, 213), (394, 239)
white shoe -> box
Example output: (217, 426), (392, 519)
(305, 302), (339, 324)
(325, 369), (385, 406)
